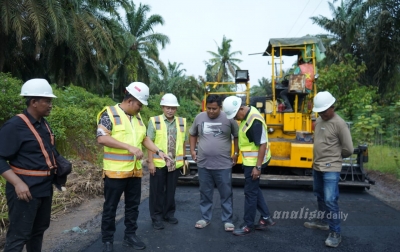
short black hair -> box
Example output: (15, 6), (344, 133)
(25, 96), (44, 107)
(123, 91), (134, 101)
(206, 94), (223, 106)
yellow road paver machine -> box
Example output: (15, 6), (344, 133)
(180, 36), (373, 189)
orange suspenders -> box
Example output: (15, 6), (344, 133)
(11, 114), (56, 176)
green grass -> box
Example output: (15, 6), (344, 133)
(366, 145), (400, 178)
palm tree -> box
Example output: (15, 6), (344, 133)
(0, 0), (129, 92)
(250, 77), (272, 97)
(116, 2), (170, 95)
(346, 0), (400, 95)
(312, 0), (400, 96)
(311, 1), (354, 64)
(206, 35), (242, 82)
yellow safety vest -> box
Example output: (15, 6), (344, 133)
(239, 107), (271, 167)
(97, 104), (146, 178)
(150, 115), (186, 168)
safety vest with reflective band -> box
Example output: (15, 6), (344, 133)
(239, 107), (271, 167)
(150, 115), (186, 168)
(97, 105), (146, 178)
(11, 114), (57, 176)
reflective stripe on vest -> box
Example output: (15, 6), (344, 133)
(108, 105), (143, 126)
(102, 169), (142, 179)
(154, 116), (161, 130)
(154, 116), (184, 132)
(16, 114), (56, 173)
(178, 117), (185, 132)
(109, 106), (122, 125)
(241, 151), (269, 163)
(242, 113), (264, 133)
(10, 165), (53, 176)
(153, 154), (184, 161)
(104, 152), (135, 161)
(136, 115), (144, 126)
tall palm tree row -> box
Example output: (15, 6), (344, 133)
(0, 0), (171, 97)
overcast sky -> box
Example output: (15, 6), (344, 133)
(137, 0), (335, 86)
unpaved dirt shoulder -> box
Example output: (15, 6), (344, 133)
(365, 170), (400, 211)
(41, 170), (150, 252)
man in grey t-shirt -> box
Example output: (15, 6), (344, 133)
(190, 95), (239, 231)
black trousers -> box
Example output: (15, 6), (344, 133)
(149, 167), (180, 222)
(4, 191), (52, 252)
(101, 176), (141, 243)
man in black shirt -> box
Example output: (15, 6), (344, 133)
(0, 79), (58, 252)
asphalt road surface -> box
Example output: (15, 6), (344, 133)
(83, 185), (400, 252)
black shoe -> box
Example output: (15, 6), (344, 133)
(152, 220), (165, 230)
(255, 216), (276, 230)
(102, 242), (113, 252)
(232, 224), (254, 236)
(164, 217), (178, 224)
(123, 234), (146, 250)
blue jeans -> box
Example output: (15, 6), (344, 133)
(198, 167), (233, 223)
(313, 170), (341, 233)
(243, 165), (271, 227)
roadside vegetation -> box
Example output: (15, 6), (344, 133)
(0, 0), (399, 246)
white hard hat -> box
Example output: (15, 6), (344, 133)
(160, 93), (180, 106)
(312, 91), (336, 112)
(20, 79), (57, 98)
(222, 96), (242, 119)
(126, 82), (149, 105)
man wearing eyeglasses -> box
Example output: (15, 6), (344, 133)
(304, 91), (354, 248)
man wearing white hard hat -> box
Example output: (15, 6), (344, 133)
(146, 93), (187, 230)
(97, 82), (172, 252)
(222, 96), (276, 236)
(303, 91), (354, 248)
(0, 79), (58, 251)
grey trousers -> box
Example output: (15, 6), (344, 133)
(198, 167), (233, 223)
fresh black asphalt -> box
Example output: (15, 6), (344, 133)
(83, 184), (400, 252)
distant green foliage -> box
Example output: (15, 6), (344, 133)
(48, 85), (115, 162)
(317, 54), (367, 114)
(0, 73), (25, 124)
(367, 145), (400, 178)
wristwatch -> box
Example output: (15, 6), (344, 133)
(156, 149), (164, 156)
(255, 166), (262, 171)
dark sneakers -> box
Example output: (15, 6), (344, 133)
(164, 217), (179, 224)
(123, 234), (146, 250)
(325, 232), (342, 247)
(102, 242), (113, 252)
(232, 224), (255, 236)
(152, 220), (165, 230)
(255, 216), (276, 230)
